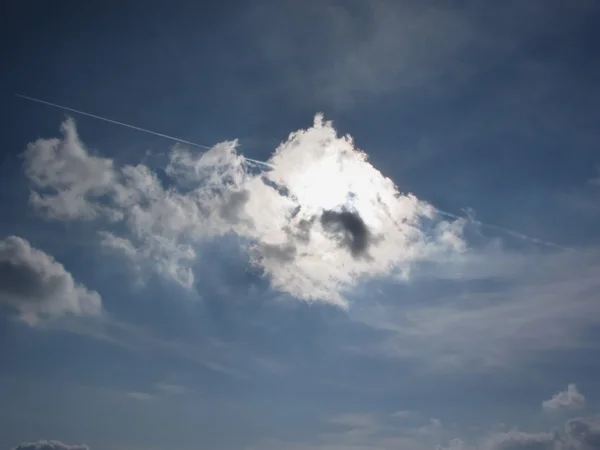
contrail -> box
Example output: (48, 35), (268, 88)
(14, 93), (272, 169)
(435, 208), (566, 249)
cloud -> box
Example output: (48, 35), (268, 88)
(126, 392), (154, 401)
(22, 118), (118, 221)
(481, 429), (562, 450)
(565, 418), (600, 449)
(543, 384), (586, 413)
(320, 208), (373, 258)
(250, 0), (475, 108)
(437, 438), (467, 450)
(263, 414), (600, 450)
(351, 245), (600, 369)
(153, 382), (185, 395)
(476, 417), (600, 450)
(126, 382), (186, 401)
(0, 235), (102, 325)
(23, 115), (466, 306)
(12, 441), (89, 450)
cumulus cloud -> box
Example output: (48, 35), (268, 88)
(23, 115), (466, 306)
(0, 235), (102, 325)
(476, 418), (600, 450)
(12, 441), (89, 450)
(543, 384), (586, 413)
(482, 430), (562, 450)
(22, 118), (118, 221)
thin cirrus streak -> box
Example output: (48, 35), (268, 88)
(14, 93), (273, 169)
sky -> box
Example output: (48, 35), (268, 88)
(1, 1), (600, 449)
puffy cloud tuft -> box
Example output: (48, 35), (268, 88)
(0, 236), (102, 325)
(543, 384), (586, 412)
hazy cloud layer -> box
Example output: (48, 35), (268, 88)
(262, 414), (600, 450)
(543, 384), (587, 413)
(12, 441), (89, 450)
(23, 115), (466, 306)
(0, 235), (102, 325)
(351, 246), (600, 369)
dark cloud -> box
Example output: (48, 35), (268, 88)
(566, 418), (600, 449)
(320, 208), (372, 258)
(12, 441), (89, 450)
(0, 236), (101, 324)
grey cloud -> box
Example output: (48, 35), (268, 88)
(543, 384), (586, 413)
(219, 189), (251, 223)
(566, 418), (600, 449)
(255, 243), (297, 264)
(321, 208), (372, 258)
(12, 441), (89, 450)
(0, 236), (102, 325)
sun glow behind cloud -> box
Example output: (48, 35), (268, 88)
(22, 114), (466, 307)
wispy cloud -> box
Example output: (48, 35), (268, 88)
(126, 392), (154, 401)
(11, 441), (89, 450)
(351, 245), (600, 370)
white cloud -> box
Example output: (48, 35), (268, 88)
(12, 441), (89, 450)
(126, 392), (154, 401)
(126, 382), (186, 402)
(543, 384), (586, 413)
(0, 235), (102, 325)
(482, 429), (562, 450)
(477, 418), (600, 450)
(22, 118), (119, 221)
(23, 116), (466, 306)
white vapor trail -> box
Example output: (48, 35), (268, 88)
(14, 93), (272, 169)
(436, 209), (567, 249)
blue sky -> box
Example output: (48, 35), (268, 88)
(2, 1), (600, 449)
